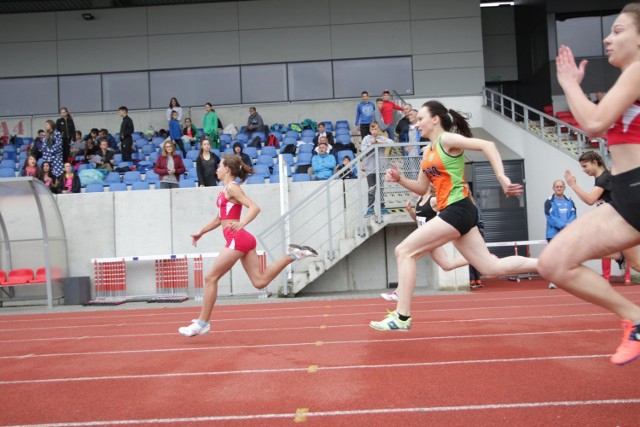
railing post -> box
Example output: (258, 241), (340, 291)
(326, 184), (335, 261)
(374, 145), (383, 223)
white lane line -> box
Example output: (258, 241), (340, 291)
(2, 290), (637, 325)
(0, 328), (619, 360)
(0, 312), (615, 344)
(0, 302), (602, 333)
(0, 354), (609, 385)
(4, 399), (640, 426)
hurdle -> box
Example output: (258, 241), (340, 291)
(88, 251), (268, 305)
(486, 239), (547, 282)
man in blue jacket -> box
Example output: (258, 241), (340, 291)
(355, 91), (376, 138)
(545, 179), (577, 288)
(309, 138), (336, 180)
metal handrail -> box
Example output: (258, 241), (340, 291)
(256, 142), (422, 292)
(482, 87), (608, 161)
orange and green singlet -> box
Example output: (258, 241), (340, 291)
(421, 134), (468, 211)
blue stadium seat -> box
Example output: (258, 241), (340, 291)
(285, 130), (299, 139)
(235, 133), (249, 145)
(179, 179), (196, 188)
(186, 150), (199, 162)
(278, 153), (294, 166)
(296, 152), (312, 166)
(256, 155), (274, 167)
(135, 139), (148, 150)
(211, 148), (221, 159)
(269, 174), (280, 183)
(113, 154), (123, 164)
(85, 183), (104, 193)
(252, 131), (266, 142)
(322, 122), (333, 132)
(77, 163), (94, 171)
(292, 173), (312, 182)
(336, 120), (349, 129)
(300, 136), (314, 144)
(243, 146), (258, 160)
(336, 134), (352, 144)
(261, 146), (277, 158)
(144, 170), (159, 184)
(253, 164), (271, 178)
(335, 128), (351, 136)
(219, 134), (233, 146)
(298, 144), (314, 154)
(301, 129), (315, 138)
(246, 174), (265, 184)
(109, 183), (128, 192)
(142, 145), (154, 156)
(123, 171), (142, 184)
(269, 131), (282, 142)
(131, 181), (150, 191)
(149, 152), (159, 164)
(0, 159), (15, 169)
(336, 150), (355, 163)
(104, 172), (121, 184)
(283, 136), (298, 146)
(0, 169), (15, 178)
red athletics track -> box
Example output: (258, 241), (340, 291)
(0, 278), (639, 427)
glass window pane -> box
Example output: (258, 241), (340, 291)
(241, 64), (287, 104)
(150, 67), (241, 108)
(476, 188), (523, 209)
(0, 77), (58, 116)
(333, 57), (413, 99)
(102, 72), (149, 111)
(288, 61), (333, 101)
(59, 74), (101, 113)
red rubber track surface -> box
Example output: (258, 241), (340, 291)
(0, 278), (639, 426)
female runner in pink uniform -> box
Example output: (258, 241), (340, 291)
(179, 155), (317, 337)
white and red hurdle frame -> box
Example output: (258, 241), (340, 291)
(485, 239), (548, 282)
(91, 251), (267, 302)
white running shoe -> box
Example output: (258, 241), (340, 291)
(287, 244), (318, 260)
(380, 290), (398, 301)
(179, 319), (210, 337)
(369, 310), (412, 331)
(548, 283), (557, 289)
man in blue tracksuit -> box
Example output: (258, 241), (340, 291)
(544, 179), (577, 288)
(355, 91), (376, 138)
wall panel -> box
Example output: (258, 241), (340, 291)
(148, 32), (240, 69)
(330, 0), (410, 24)
(413, 52), (483, 71)
(331, 22), (411, 59)
(239, 0), (329, 30)
(239, 27), (331, 64)
(0, 12), (55, 42)
(409, 0), (479, 20)
(56, 8), (148, 40)
(0, 42), (58, 78)
(413, 68), (484, 97)
(411, 17), (483, 55)
(57, 37), (149, 74)
(147, 2), (239, 35)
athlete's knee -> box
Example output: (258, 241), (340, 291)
(204, 271), (223, 286)
(538, 250), (561, 280)
(395, 242), (413, 260)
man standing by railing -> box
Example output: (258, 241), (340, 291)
(355, 91), (376, 138)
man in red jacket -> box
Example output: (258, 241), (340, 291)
(381, 90), (403, 141)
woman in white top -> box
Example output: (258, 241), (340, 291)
(166, 97), (183, 122)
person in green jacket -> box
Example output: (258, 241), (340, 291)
(202, 102), (219, 149)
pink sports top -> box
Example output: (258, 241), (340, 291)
(217, 182), (242, 221)
(607, 102), (640, 146)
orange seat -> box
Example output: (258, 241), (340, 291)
(3, 268), (34, 286)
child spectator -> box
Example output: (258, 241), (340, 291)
(336, 156), (356, 179)
(169, 110), (186, 158)
(202, 103), (219, 149)
(95, 140), (115, 171)
(41, 161), (58, 193)
(69, 131), (86, 160)
(196, 139), (220, 187)
(182, 118), (200, 149)
(19, 155), (42, 179)
(84, 138), (99, 163)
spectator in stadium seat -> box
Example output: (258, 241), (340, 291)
(355, 91), (376, 138)
(182, 117), (200, 149)
(70, 131), (86, 160)
(309, 138), (336, 180)
(83, 138), (99, 163)
(202, 103), (220, 150)
(118, 106), (134, 161)
(98, 128), (117, 151)
(154, 140), (185, 190)
(41, 161), (58, 193)
(42, 119), (64, 178)
(19, 154), (42, 179)
(166, 97), (182, 122)
(233, 142), (252, 168)
(29, 129), (46, 160)
(55, 107), (75, 163)
(336, 155), (356, 179)
(246, 106), (265, 137)
(197, 139), (220, 187)
(95, 139), (115, 171)
(313, 122), (335, 149)
(58, 162), (81, 194)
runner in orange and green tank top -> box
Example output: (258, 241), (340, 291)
(421, 134), (469, 211)
(370, 100), (537, 333)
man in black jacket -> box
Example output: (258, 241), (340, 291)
(118, 106), (134, 161)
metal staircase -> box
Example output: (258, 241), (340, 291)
(256, 144), (421, 295)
